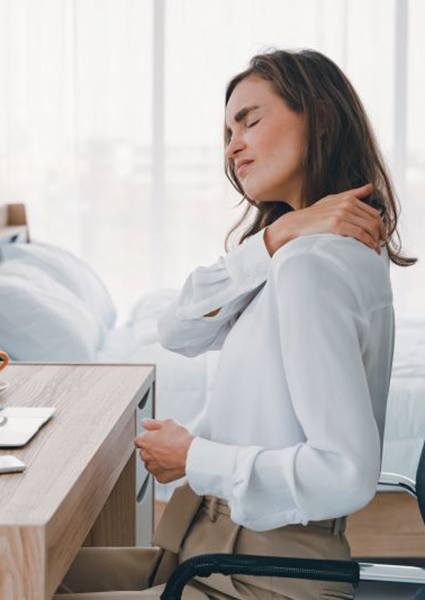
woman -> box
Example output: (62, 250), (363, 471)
(55, 49), (415, 599)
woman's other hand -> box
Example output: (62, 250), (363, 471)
(264, 182), (386, 256)
(134, 418), (194, 484)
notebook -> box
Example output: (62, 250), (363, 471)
(0, 407), (56, 447)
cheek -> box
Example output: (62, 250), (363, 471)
(268, 134), (305, 176)
(270, 118), (305, 161)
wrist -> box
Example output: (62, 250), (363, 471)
(264, 217), (297, 257)
(183, 434), (195, 473)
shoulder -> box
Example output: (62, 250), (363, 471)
(270, 233), (392, 312)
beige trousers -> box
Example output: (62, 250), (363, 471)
(53, 483), (355, 599)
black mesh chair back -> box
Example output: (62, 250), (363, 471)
(416, 441), (425, 526)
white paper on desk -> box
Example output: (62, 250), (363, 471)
(0, 407), (56, 447)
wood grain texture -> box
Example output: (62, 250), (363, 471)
(7, 203), (27, 226)
(0, 202), (29, 242)
(83, 452), (136, 548)
(346, 491), (425, 557)
(0, 363), (154, 599)
(0, 526), (44, 600)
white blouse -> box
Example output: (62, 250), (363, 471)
(157, 228), (395, 532)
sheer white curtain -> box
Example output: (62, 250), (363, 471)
(0, 0), (423, 321)
(0, 0), (154, 322)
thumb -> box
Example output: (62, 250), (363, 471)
(346, 182), (374, 198)
(142, 418), (163, 430)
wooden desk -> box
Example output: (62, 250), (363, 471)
(0, 363), (155, 600)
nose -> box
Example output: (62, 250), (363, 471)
(225, 132), (246, 163)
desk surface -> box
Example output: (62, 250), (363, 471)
(0, 363), (155, 599)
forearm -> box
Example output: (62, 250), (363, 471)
(203, 224), (293, 316)
(186, 435), (378, 531)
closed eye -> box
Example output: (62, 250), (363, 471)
(226, 119), (260, 144)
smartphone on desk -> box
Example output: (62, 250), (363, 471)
(0, 455), (26, 474)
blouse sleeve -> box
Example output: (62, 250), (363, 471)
(185, 247), (382, 531)
(157, 227), (271, 357)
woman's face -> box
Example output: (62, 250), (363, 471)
(225, 75), (306, 208)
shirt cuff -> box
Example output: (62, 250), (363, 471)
(224, 227), (271, 288)
(185, 436), (239, 499)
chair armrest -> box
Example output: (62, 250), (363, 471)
(160, 553), (359, 600)
(359, 561), (425, 584)
(378, 472), (416, 497)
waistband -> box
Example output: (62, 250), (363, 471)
(202, 495), (347, 535)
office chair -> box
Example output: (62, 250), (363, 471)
(161, 440), (425, 599)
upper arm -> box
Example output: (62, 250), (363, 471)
(270, 249), (379, 469)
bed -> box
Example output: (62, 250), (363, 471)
(1, 203), (424, 556)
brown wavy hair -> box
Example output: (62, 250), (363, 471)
(224, 48), (416, 267)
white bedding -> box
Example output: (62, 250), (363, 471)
(381, 315), (425, 483)
(98, 294), (210, 429)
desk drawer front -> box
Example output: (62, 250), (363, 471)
(135, 383), (154, 547)
(137, 385), (154, 429)
(136, 464), (154, 547)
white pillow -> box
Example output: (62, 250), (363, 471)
(0, 259), (105, 361)
(1, 241), (116, 329)
(128, 289), (179, 323)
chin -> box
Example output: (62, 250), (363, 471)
(243, 184), (270, 203)
(243, 180), (286, 204)
(246, 190), (281, 204)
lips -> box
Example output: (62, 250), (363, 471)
(236, 160), (254, 177)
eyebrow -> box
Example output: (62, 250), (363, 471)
(225, 104), (261, 132)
